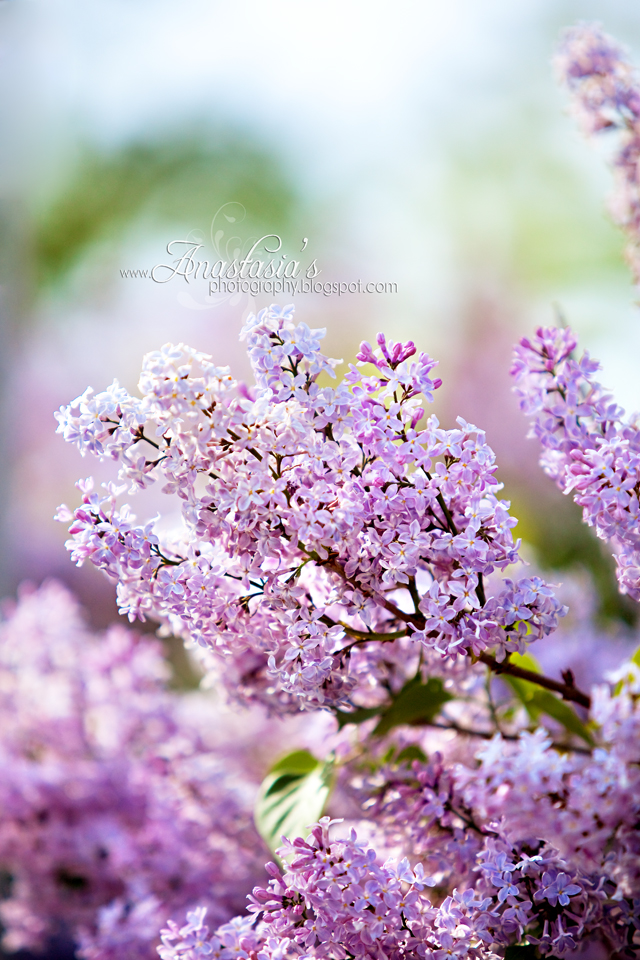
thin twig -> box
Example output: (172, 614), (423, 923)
(428, 719), (591, 755)
(478, 652), (591, 709)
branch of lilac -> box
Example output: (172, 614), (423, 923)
(56, 310), (593, 723)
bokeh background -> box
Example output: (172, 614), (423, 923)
(3, 0), (640, 713)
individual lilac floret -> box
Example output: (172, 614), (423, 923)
(512, 325), (640, 599)
(556, 22), (640, 281)
(57, 306), (563, 715)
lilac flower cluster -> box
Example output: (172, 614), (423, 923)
(358, 705), (640, 955)
(159, 784), (638, 960)
(512, 324), (640, 598)
(56, 307), (566, 714)
(160, 655), (640, 960)
(159, 817), (490, 960)
(41, 20), (640, 960)
(0, 582), (267, 958)
(556, 22), (640, 281)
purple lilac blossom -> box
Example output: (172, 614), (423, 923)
(556, 22), (640, 282)
(53, 307), (640, 957)
(512, 324), (640, 599)
(55, 307), (565, 715)
(362, 660), (640, 953)
(160, 698), (640, 960)
(161, 659), (640, 958)
(37, 20), (640, 960)
(0, 582), (269, 958)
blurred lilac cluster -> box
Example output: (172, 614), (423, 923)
(556, 22), (640, 281)
(0, 583), (269, 958)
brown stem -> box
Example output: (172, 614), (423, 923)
(428, 720), (591, 754)
(425, 471), (458, 536)
(133, 427), (161, 450)
(291, 541), (592, 710)
(226, 429), (263, 461)
(478, 652), (591, 709)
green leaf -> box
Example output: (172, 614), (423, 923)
(504, 946), (538, 959)
(395, 744), (428, 765)
(612, 647), (640, 696)
(269, 749), (319, 774)
(372, 676), (452, 737)
(527, 690), (594, 745)
(254, 750), (333, 854)
(509, 650), (543, 673)
(505, 653), (593, 746)
(333, 705), (385, 730)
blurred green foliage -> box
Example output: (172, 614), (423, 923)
(445, 104), (629, 292)
(32, 134), (299, 289)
